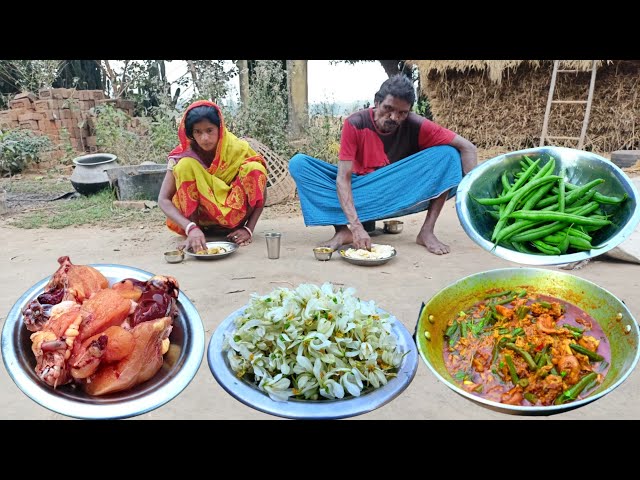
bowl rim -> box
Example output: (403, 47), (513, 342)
(456, 146), (640, 266)
(1, 264), (205, 419)
(416, 267), (640, 415)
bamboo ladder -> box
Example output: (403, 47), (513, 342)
(539, 60), (598, 150)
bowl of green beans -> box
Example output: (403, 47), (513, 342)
(456, 146), (640, 265)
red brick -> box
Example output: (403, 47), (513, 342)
(34, 100), (54, 111)
(91, 90), (106, 100)
(14, 92), (37, 102)
(19, 120), (39, 129)
(18, 111), (46, 122)
(39, 88), (52, 98)
(9, 99), (33, 110)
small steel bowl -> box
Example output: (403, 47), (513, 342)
(313, 247), (333, 261)
(164, 250), (184, 264)
(383, 220), (404, 234)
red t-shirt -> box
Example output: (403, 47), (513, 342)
(339, 108), (456, 175)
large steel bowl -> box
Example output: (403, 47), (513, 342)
(1, 264), (205, 419)
(415, 268), (640, 415)
(456, 146), (640, 265)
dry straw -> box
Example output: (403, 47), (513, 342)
(407, 60), (639, 154)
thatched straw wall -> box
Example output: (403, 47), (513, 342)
(409, 60), (640, 154)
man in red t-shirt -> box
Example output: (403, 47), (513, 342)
(289, 74), (477, 254)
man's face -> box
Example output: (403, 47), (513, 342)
(373, 95), (411, 133)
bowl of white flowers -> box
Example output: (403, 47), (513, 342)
(207, 282), (419, 419)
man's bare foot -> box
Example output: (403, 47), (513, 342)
(417, 232), (450, 255)
(320, 228), (353, 250)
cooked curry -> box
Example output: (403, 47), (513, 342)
(443, 290), (610, 406)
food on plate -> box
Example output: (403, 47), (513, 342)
(195, 246), (228, 255)
(443, 288), (610, 406)
(222, 283), (407, 402)
(22, 256), (179, 396)
(342, 244), (395, 260)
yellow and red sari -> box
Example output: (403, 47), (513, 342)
(166, 101), (268, 235)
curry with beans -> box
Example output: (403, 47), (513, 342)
(443, 289), (610, 406)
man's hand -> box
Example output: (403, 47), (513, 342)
(351, 224), (371, 250)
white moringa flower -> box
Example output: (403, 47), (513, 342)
(222, 283), (406, 402)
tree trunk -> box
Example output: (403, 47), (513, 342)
(286, 60), (308, 138)
(378, 60), (403, 77)
(237, 60), (250, 107)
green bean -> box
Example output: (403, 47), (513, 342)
(507, 158), (542, 193)
(554, 372), (598, 405)
(511, 327), (525, 336)
(538, 179), (604, 208)
(569, 343), (604, 362)
(492, 294), (518, 305)
(558, 167), (566, 213)
(504, 354), (519, 384)
(568, 235), (597, 251)
(511, 241), (537, 254)
(505, 342), (538, 370)
(564, 183), (629, 204)
(567, 227), (592, 241)
(444, 320), (459, 338)
(501, 171), (511, 192)
(460, 321), (468, 338)
(484, 290), (513, 299)
(536, 346), (549, 368)
(524, 392), (538, 404)
(508, 210), (612, 227)
(490, 176), (563, 242)
(532, 239), (561, 255)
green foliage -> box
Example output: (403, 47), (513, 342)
(185, 60), (236, 104)
(227, 60), (292, 158)
(94, 104), (178, 165)
(0, 129), (53, 175)
(0, 60), (65, 94)
(300, 102), (346, 164)
(414, 96), (433, 120)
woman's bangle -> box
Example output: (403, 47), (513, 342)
(242, 225), (253, 238)
(185, 222), (199, 235)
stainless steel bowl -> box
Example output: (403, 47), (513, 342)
(164, 250), (184, 264)
(415, 267), (640, 415)
(313, 247), (333, 261)
(383, 220), (404, 234)
(1, 264), (205, 419)
(208, 305), (419, 419)
(456, 146), (640, 265)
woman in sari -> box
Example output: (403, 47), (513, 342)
(158, 101), (268, 253)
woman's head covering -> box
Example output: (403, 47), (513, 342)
(168, 100), (225, 160)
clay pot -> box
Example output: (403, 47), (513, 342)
(70, 153), (118, 195)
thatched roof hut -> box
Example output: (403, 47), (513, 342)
(408, 60), (640, 155)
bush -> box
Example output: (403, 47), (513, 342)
(299, 102), (345, 164)
(0, 129), (53, 175)
(226, 60), (293, 158)
(94, 104), (178, 165)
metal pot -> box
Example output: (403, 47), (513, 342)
(70, 153), (118, 196)
(415, 267), (640, 415)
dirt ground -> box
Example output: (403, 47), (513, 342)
(2, 187), (640, 420)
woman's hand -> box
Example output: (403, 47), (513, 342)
(181, 228), (207, 253)
(227, 228), (252, 246)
